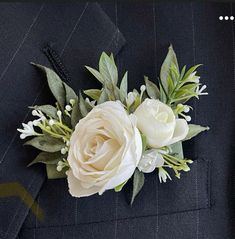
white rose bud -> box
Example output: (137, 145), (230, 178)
(134, 99), (189, 148)
(138, 149), (164, 173)
(67, 101), (142, 198)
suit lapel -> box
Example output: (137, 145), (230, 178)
(0, 3), (125, 239)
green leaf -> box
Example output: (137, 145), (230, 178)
(110, 53), (115, 64)
(144, 76), (160, 99)
(28, 152), (63, 167)
(71, 99), (82, 129)
(83, 89), (101, 100)
(160, 45), (179, 94)
(97, 89), (109, 104)
(31, 63), (65, 109)
(141, 133), (147, 153)
(120, 71), (128, 102)
(24, 135), (64, 152)
(31, 105), (57, 119)
(131, 169), (145, 205)
(159, 77), (168, 103)
(85, 66), (104, 84)
(182, 64), (202, 82)
(170, 142), (184, 159)
(114, 180), (128, 192)
(46, 164), (66, 179)
(99, 52), (118, 85)
(184, 124), (210, 141)
(63, 82), (78, 104)
(79, 93), (89, 117)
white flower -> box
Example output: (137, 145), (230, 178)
(158, 167), (172, 183)
(134, 99), (189, 148)
(57, 110), (62, 122)
(67, 101), (142, 198)
(196, 84), (208, 96)
(126, 92), (138, 106)
(138, 149), (164, 173)
(186, 71), (200, 83)
(32, 109), (46, 126)
(17, 121), (39, 139)
(65, 105), (72, 111)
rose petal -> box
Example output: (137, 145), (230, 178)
(67, 170), (100, 198)
(168, 119), (189, 145)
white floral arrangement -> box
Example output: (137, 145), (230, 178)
(18, 46), (209, 204)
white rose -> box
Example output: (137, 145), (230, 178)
(67, 101), (142, 198)
(134, 99), (189, 148)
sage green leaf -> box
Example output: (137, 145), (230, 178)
(160, 45), (179, 93)
(99, 52), (118, 85)
(79, 93), (89, 117)
(46, 164), (66, 179)
(141, 133), (147, 153)
(110, 53), (115, 63)
(180, 65), (187, 80)
(84, 89), (101, 100)
(114, 180), (128, 192)
(183, 64), (202, 81)
(31, 63), (65, 109)
(97, 89), (109, 104)
(85, 66), (104, 84)
(144, 76), (160, 99)
(113, 86), (121, 101)
(64, 82), (78, 104)
(24, 135), (64, 152)
(120, 71), (128, 102)
(184, 124), (210, 141)
(71, 99), (82, 129)
(170, 142), (184, 159)
(131, 169), (145, 205)
(28, 152), (63, 167)
(159, 78), (168, 103)
(31, 105), (57, 119)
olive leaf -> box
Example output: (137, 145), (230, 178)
(114, 180), (128, 192)
(160, 45), (179, 94)
(170, 142), (184, 159)
(182, 64), (202, 82)
(184, 124), (210, 141)
(63, 82), (78, 104)
(144, 76), (160, 99)
(79, 92), (89, 117)
(120, 71), (128, 102)
(131, 169), (145, 205)
(83, 89), (101, 100)
(99, 52), (118, 85)
(31, 105), (58, 119)
(85, 66), (104, 84)
(46, 164), (67, 179)
(28, 152), (63, 167)
(71, 99), (82, 129)
(31, 63), (65, 109)
(97, 89), (109, 104)
(24, 135), (64, 152)
(141, 133), (147, 153)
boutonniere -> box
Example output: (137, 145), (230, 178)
(18, 45), (209, 204)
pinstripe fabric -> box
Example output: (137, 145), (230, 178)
(0, 2), (125, 239)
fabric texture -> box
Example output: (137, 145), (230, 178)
(0, 2), (124, 239)
(0, 1), (234, 239)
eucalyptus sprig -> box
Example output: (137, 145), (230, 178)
(18, 64), (91, 179)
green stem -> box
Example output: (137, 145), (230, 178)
(57, 122), (72, 133)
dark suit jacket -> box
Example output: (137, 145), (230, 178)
(0, 2), (234, 239)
